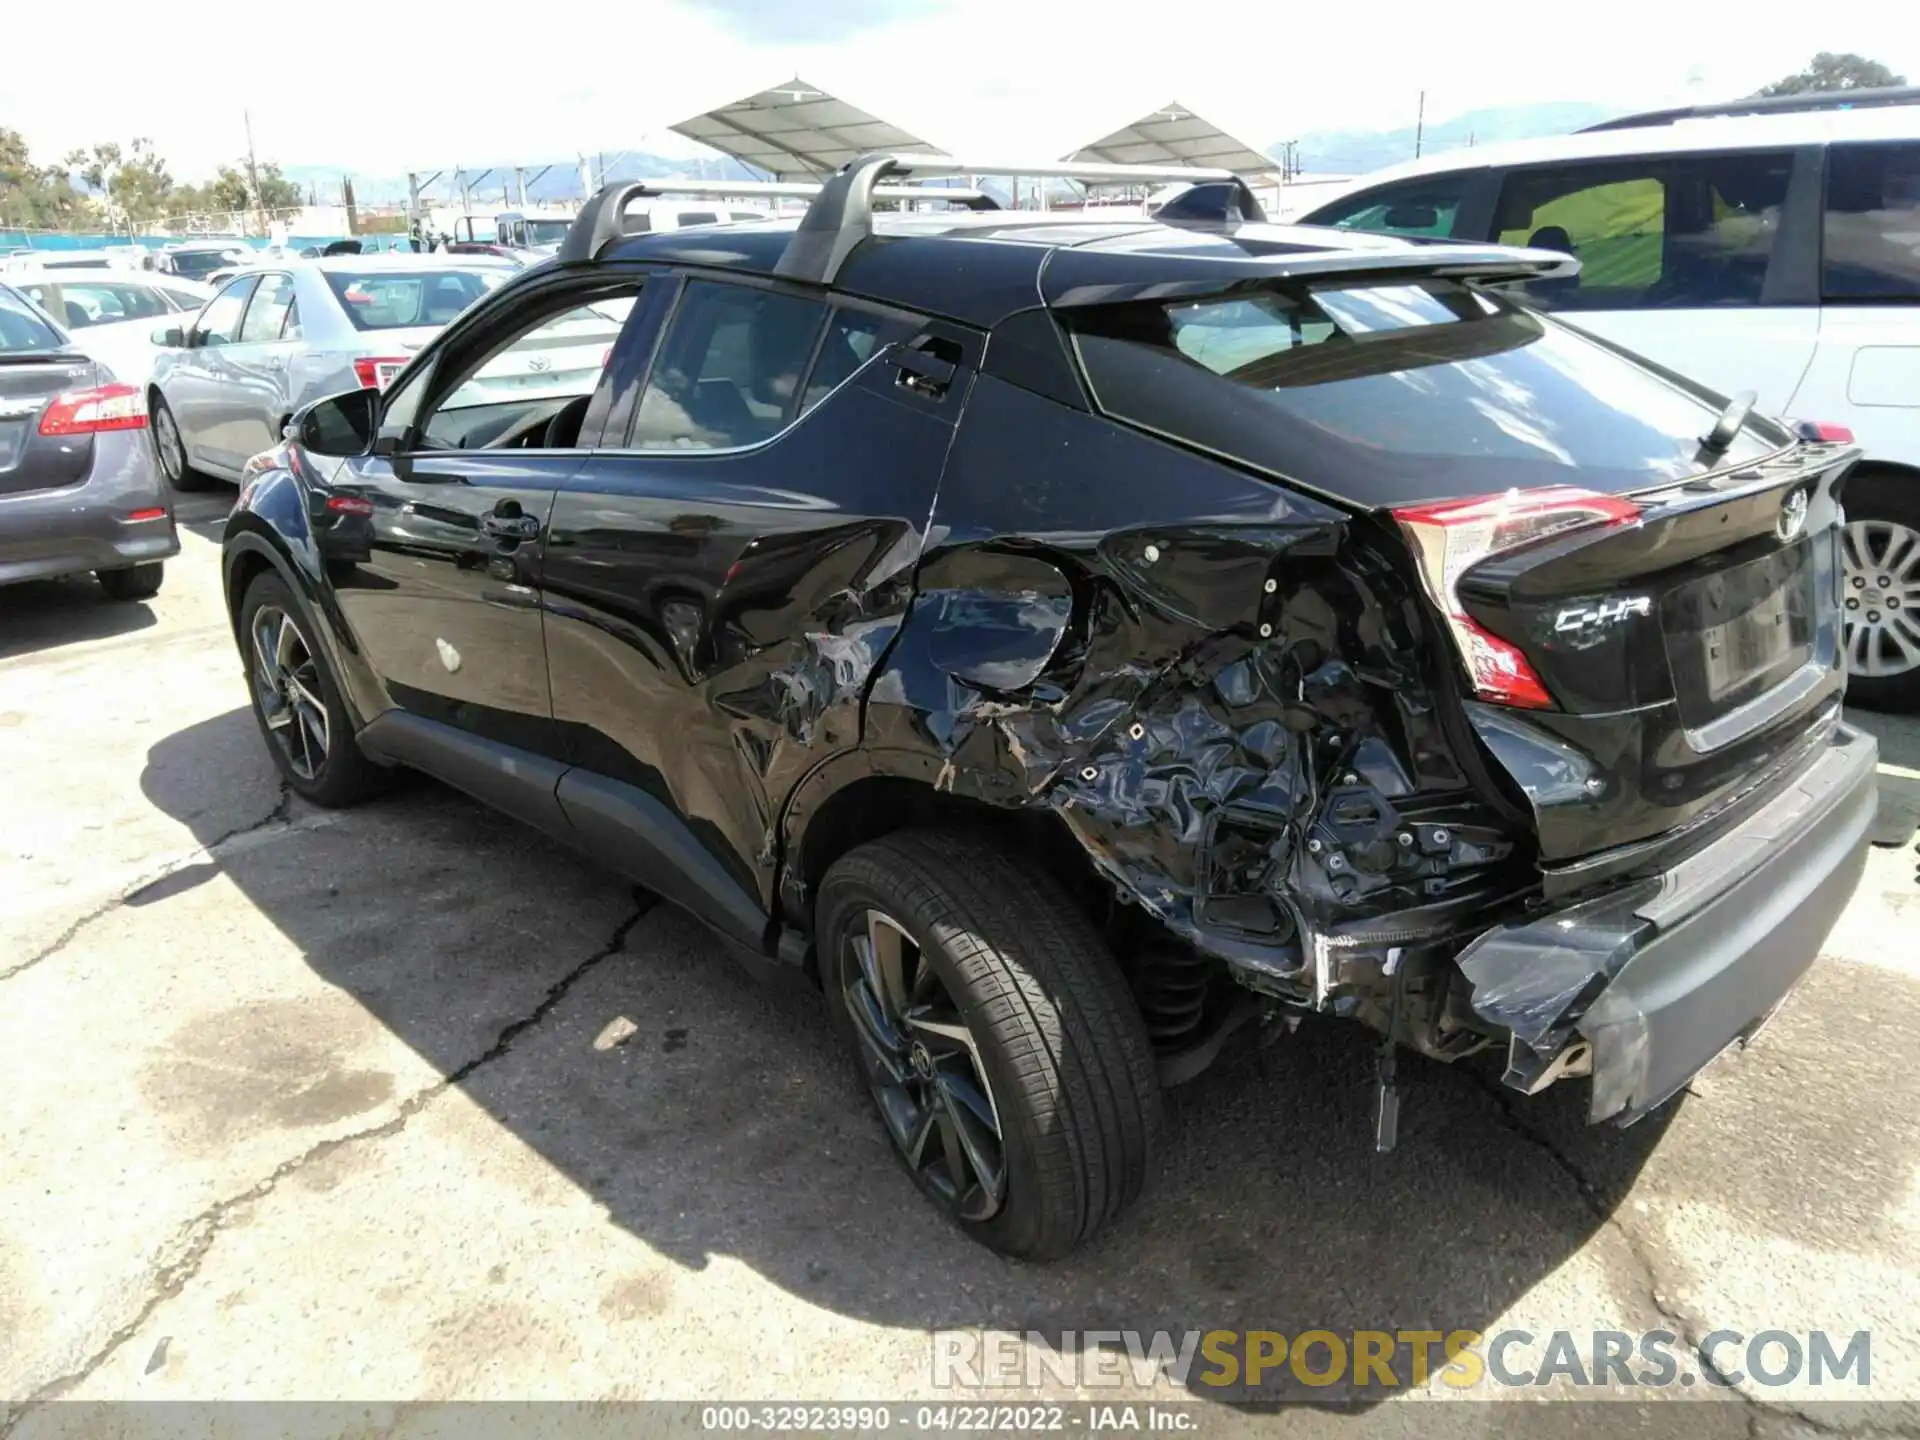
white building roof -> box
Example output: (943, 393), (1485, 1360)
(1063, 101), (1279, 178)
(670, 78), (945, 180)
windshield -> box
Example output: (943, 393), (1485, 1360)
(524, 220), (571, 245)
(324, 268), (507, 330)
(165, 251), (239, 280)
(1068, 279), (1782, 506)
(0, 285), (68, 354)
(14, 278), (174, 328)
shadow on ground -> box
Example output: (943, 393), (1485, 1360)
(0, 577), (157, 660)
(153, 707), (1919, 1408)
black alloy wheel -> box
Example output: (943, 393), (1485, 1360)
(819, 829), (1162, 1259)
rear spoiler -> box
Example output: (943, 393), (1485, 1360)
(772, 154), (1272, 285)
(558, 176), (994, 265)
(1041, 241), (1582, 310)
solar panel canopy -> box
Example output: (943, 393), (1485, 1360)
(670, 78), (944, 180)
(1063, 101), (1279, 177)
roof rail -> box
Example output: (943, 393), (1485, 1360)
(1581, 84), (1920, 132)
(557, 177), (993, 265)
(773, 153), (1268, 285)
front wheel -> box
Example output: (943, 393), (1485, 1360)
(1840, 470), (1920, 712)
(818, 829), (1163, 1260)
(238, 572), (387, 807)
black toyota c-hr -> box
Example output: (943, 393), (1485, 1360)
(219, 158), (1879, 1259)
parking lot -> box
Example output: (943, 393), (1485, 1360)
(3, 494), (1919, 1433)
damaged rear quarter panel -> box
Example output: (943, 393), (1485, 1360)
(797, 374), (1530, 997)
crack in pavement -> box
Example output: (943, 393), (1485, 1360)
(1464, 1071), (1919, 1436)
(0, 778), (291, 985)
(0, 887), (654, 1434)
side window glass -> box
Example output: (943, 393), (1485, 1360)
(632, 281), (827, 450)
(800, 308), (916, 413)
(239, 274), (294, 343)
(1494, 154), (1791, 310)
(677, 211), (719, 228)
(416, 288), (641, 452)
(195, 276), (256, 347)
(1824, 142), (1920, 301)
(1311, 177), (1471, 238)
(282, 296), (301, 340)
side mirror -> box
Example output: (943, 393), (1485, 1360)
(151, 324), (185, 347)
(294, 387), (380, 457)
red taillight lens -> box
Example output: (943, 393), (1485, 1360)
(1791, 419), (1855, 443)
(1392, 486), (1642, 710)
(325, 494), (374, 517)
(38, 383), (148, 436)
(126, 507), (168, 522)
(352, 356), (409, 390)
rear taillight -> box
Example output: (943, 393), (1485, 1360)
(325, 494), (374, 516)
(1392, 486), (1641, 710)
(352, 356), (409, 390)
(1790, 419), (1855, 443)
(37, 383), (147, 436)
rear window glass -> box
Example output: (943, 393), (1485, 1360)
(0, 286), (65, 353)
(1068, 280), (1776, 502)
(323, 269), (504, 330)
(15, 279), (174, 328)
(1824, 141), (1920, 301)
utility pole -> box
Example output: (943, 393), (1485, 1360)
(243, 109), (264, 235)
(1414, 91), (1426, 159)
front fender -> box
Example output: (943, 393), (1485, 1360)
(223, 458), (388, 734)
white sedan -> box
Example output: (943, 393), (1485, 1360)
(7, 267), (214, 386)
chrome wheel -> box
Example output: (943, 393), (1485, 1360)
(1842, 519), (1920, 679)
(249, 605), (330, 780)
(843, 909), (1007, 1222)
(153, 403), (185, 483)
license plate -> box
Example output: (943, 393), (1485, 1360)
(1701, 585), (1793, 701)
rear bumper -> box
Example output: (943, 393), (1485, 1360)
(1457, 722), (1877, 1125)
(0, 432), (177, 585)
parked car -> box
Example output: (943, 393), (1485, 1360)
(147, 256), (533, 490)
(0, 281), (176, 600)
(3, 248), (139, 274)
(219, 162), (1879, 1258)
(1298, 87), (1920, 708)
(6, 267), (213, 388)
(151, 244), (254, 283)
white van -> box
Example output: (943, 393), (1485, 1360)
(1300, 89), (1920, 708)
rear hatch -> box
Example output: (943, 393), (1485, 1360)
(1, 287), (104, 497)
(1057, 262), (1851, 886)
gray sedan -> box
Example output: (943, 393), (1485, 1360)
(146, 256), (516, 490)
(0, 281), (177, 600)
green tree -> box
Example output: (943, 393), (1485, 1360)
(169, 160), (303, 219)
(1758, 52), (1907, 96)
(62, 138), (177, 226)
(0, 126), (86, 229)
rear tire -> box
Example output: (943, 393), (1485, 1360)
(238, 571), (387, 807)
(150, 392), (216, 493)
(818, 828), (1163, 1260)
(1841, 469), (1920, 713)
(95, 562), (164, 602)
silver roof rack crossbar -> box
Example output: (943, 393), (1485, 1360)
(772, 152), (1267, 285)
(558, 176), (994, 264)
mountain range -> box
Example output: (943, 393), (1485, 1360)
(1284, 101), (1624, 176)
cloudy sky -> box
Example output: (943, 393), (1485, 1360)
(3, 0), (1915, 179)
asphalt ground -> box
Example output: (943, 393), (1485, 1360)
(3, 494), (1918, 1437)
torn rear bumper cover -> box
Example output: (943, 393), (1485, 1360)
(1457, 724), (1878, 1125)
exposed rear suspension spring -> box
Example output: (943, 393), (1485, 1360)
(1132, 945), (1213, 1051)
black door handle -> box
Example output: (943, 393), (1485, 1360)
(481, 512), (541, 541)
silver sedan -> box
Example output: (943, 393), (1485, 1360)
(146, 256), (518, 490)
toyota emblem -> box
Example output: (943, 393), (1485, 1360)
(1777, 488), (1809, 542)
(527, 353), (552, 373)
